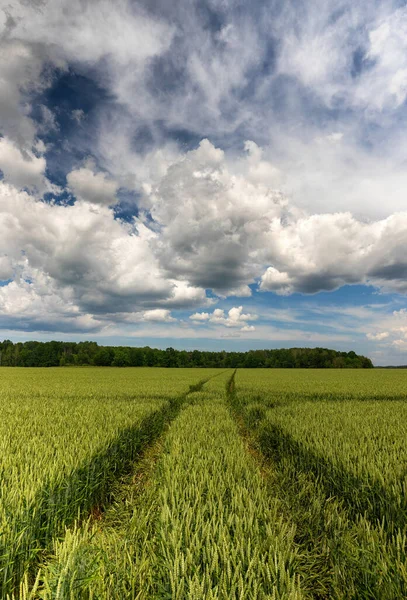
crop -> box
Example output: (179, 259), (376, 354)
(3, 367), (407, 599)
(25, 371), (303, 599)
(232, 369), (407, 598)
(0, 367), (216, 597)
(235, 367), (407, 400)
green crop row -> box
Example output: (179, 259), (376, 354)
(0, 367), (219, 400)
(5, 367), (407, 599)
(20, 372), (304, 599)
(236, 368), (407, 400)
(1, 368), (218, 597)
(231, 369), (407, 598)
(150, 389), (302, 599)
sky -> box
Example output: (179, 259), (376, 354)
(2, 1), (407, 364)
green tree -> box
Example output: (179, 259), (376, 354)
(112, 348), (130, 367)
(94, 348), (114, 366)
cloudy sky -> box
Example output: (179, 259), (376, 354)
(2, 0), (407, 363)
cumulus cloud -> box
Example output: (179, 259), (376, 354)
(140, 309), (175, 322)
(3, 0), (407, 346)
(66, 166), (119, 206)
(116, 308), (176, 324)
(190, 306), (257, 331)
(0, 38), (49, 149)
(0, 0), (273, 196)
(366, 332), (390, 341)
(260, 268), (292, 296)
(3, 134), (407, 334)
(3, 0), (407, 221)
(259, 211), (407, 295)
(0, 277), (103, 333)
(0, 181), (208, 332)
(189, 312), (210, 322)
(0, 136), (49, 193)
(141, 140), (407, 298)
(147, 139), (287, 295)
(391, 339), (407, 351)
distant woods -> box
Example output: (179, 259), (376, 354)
(0, 340), (373, 368)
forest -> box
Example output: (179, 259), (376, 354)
(0, 340), (373, 368)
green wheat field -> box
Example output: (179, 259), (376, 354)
(2, 368), (407, 599)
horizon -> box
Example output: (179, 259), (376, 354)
(2, 1), (407, 364)
(0, 337), (381, 367)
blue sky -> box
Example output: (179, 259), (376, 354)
(2, 0), (407, 364)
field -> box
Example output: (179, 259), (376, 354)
(1, 368), (407, 598)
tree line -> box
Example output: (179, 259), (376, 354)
(0, 340), (373, 368)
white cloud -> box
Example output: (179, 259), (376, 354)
(366, 332), (390, 341)
(276, 2), (351, 101)
(4, 0), (407, 346)
(356, 7), (407, 111)
(275, 2), (407, 113)
(190, 312), (210, 322)
(0, 0), (175, 198)
(190, 306), (257, 331)
(259, 211), (407, 295)
(141, 309), (175, 323)
(3, 0), (407, 223)
(0, 255), (13, 280)
(260, 268), (293, 296)
(0, 39), (49, 149)
(1, 0), (173, 145)
(1, 0), (271, 198)
(66, 166), (119, 206)
(159, 281), (213, 309)
(0, 181), (208, 332)
(142, 140), (407, 298)
(0, 277), (103, 333)
(5, 0), (173, 69)
(147, 139), (287, 294)
(3, 134), (407, 336)
(392, 339), (407, 350)
(119, 309), (176, 324)
(224, 285), (252, 298)
(0, 136), (48, 193)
